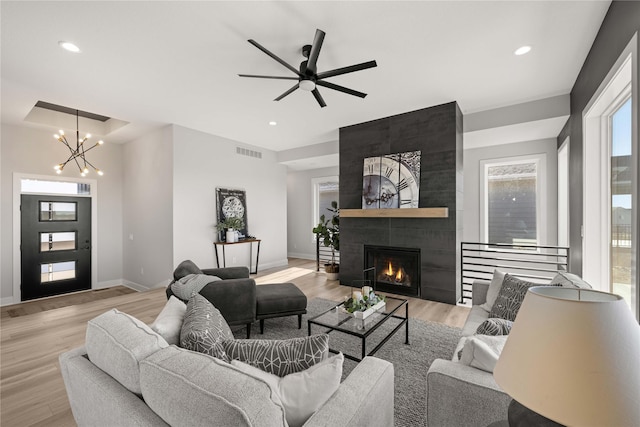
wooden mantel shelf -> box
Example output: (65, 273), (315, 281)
(340, 207), (449, 218)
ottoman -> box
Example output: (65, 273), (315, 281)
(255, 283), (307, 334)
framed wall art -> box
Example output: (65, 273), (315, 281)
(216, 187), (248, 241)
(362, 151), (421, 209)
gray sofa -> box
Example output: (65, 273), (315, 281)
(426, 281), (511, 427)
(426, 272), (593, 427)
(59, 310), (395, 427)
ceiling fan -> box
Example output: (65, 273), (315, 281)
(239, 29), (377, 108)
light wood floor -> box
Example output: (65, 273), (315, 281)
(0, 258), (469, 426)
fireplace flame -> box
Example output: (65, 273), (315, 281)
(396, 268), (404, 282)
(386, 261), (394, 276)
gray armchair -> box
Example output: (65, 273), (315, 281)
(166, 260), (257, 338)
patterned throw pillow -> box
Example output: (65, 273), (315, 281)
(180, 293), (233, 361)
(488, 274), (541, 321)
(222, 334), (329, 377)
(476, 318), (513, 336)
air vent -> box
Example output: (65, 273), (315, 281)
(236, 147), (262, 159)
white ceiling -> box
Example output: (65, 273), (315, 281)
(1, 1), (610, 155)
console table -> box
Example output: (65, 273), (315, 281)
(213, 238), (261, 274)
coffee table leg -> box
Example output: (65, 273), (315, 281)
(362, 337), (366, 360)
(405, 302), (410, 344)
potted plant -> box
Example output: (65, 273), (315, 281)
(216, 216), (245, 243)
(313, 201), (340, 280)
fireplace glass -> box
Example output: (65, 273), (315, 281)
(364, 245), (420, 297)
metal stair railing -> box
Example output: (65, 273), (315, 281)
(460, 242), (569, 304)
(316, 235), (340, 271)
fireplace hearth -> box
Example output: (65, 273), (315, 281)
(365, 245), (420, 297)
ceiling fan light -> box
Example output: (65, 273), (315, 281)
(299, 80), (316, 92)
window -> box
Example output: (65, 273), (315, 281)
(480, 154), (546, 247)
(312, 176), (339, 238)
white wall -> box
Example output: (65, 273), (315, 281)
(286, 166), (339, 260)
(463, 138), (559, 245)
(172, 125), (288, 271)
(0, 124), (124, 303)
(122, 125), (173, 289)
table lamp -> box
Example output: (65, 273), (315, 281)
(493, 286), (640, 426)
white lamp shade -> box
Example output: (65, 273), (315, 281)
(494, 286), (640, 427)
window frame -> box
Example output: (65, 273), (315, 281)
(479, 153), (547, 250)
(311, 176), (339, 242)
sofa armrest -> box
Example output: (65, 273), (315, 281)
(472, 280), (490, 306)
(304, 356), (394, 427)
(59, 346), (169, 426)
(198, 278), (257, 326)
(426, 358), (510, 427)
(201, 266), (250, 279)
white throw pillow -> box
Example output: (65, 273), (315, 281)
(231, 352), (344, 427)
(150, 296), (187, 345)
(459, 335), (508, 373)
(480, 269), (506, 312)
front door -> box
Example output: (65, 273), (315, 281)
(21, 195), (91, 301)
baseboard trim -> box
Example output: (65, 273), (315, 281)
(1, 296), (16, 307)
(256, 258), (289, 271)
(95, 280), (122, 290)
(287, 252), (315, 261)
(122, 279), (170, 292)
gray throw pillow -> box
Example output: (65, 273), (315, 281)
(549, 271), (592, 289)
(476, 318), (513, 335)
(171, 273), (221, 301)
(488, 274), (541, 321)
(180, 293), (233, 361)
(222, 334), (329, 377)
(173, 259), (203, 280)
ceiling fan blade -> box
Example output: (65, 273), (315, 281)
(306, 29), (325, 75)
(248, 39), (301, 76)
(274, 84), (299, 101)
(312, 88), (327, 108)
(316, 60), (377, 80)
(238, 74), (299, 80)
(316, 80), (367, 98)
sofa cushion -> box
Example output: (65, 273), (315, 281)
(459, 335), (508, 373)
(223, 334), (329, 377)
(151, 296), (186, 345)
(461, 305), (490, 337)
(171, 273), (221, 301)
(173, 259), (203, 280)
(140, 346), (287, 427)
(476, 318), (513, 336)
(180, 294), (233, 360)
(550, 271), (592, 289)
(86, 309), (168, 395)
(480, 269), (506, 312)
(488, 274), (540, 321)
(231, 352), (344, 427)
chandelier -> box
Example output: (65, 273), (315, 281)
(53, 109), (104, 176)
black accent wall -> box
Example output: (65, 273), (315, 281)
(557, 0), (639, 280)
(339, 102), (463, 304)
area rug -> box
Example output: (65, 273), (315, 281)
(232, 298), (462, 427)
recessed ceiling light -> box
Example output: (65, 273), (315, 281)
(58, 41), (81, 53)
(514, 46), (531, 56)
(269, 121), (277, 126)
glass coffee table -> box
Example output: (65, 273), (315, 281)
(307, 296), (409, 362)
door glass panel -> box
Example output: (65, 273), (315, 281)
(610, 98), (634, 312)
(40, 261), (76, 283)
(40, 232), (76, 252)
(40, 202), (77, 221)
